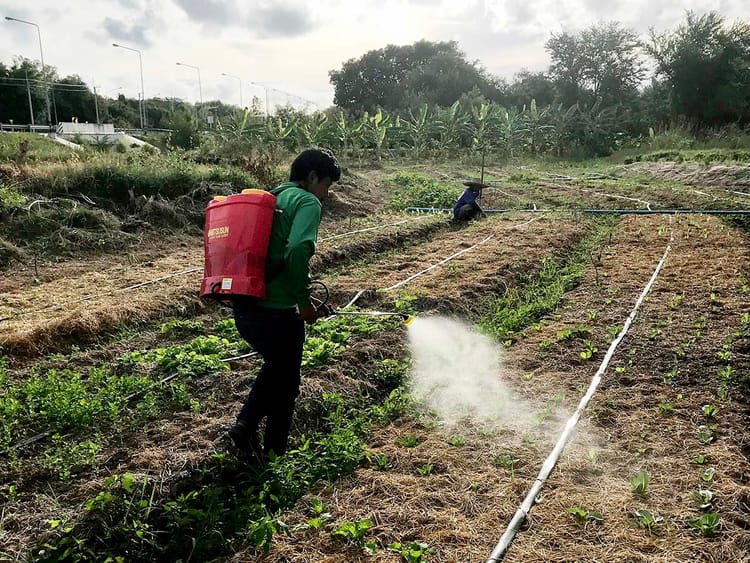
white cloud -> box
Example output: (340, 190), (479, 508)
(1, 0), (747, 111)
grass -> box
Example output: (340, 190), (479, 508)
(477, 216), (618, 343)
(0, 132), (74, 162)
(20, 152), (257, 203)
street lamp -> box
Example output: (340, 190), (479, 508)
(176, 62), (203, 105)
(221, 72), (243, 111)
(112, 43), (145, 129)
(5, 16), (51, 124)
(250, 81), (273, 119)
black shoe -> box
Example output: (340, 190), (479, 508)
(228, 421), (261, 457)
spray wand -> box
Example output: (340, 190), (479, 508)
(311, 281), (414, 325)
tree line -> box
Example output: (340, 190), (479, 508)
(1, 10), (748, 158)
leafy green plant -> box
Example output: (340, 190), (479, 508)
(397, 434), (420, 448)
(43, 437), (102, 480)
(632, 508), (662, 533)
(388, 541), (434, 563)
(697, 425), (714, 445)
(630, 471), (650, 497)
(417, 463), (435, 476)
(556, 325), (592, 341)
(296, 499), (332, 531)
(159, 319), (204, 337)
(447, 436), (465, 447)
(495, 454), (520, 479)
(701, 404), (718, 419)
(701, 467), (716, 483)
(659, 403), (675, 415)
(302, 337), (344, 367)
(332, 519), (377, 553)
(247, 515), (289, 555)
(580, 340), (598, 360)
(692, 489), (715, 510)
(688, 513), (720, 537)
(367, 452), (390, 471)
(691, 454), (708, 465)
(567, 506), (604, 527)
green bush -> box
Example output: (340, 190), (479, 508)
(387, 172), (462, 210)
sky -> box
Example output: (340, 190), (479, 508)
(1, 0), (748, 112)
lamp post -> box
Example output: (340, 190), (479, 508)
(221, 72), (243, 111)
(176, 62), (203, 105)
(5, 16), (52, 125)
(112, 43), (145, 129)
(250, 81), (272, 119)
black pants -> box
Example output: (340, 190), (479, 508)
(454, 203), (479, 221)
(233, 304), (305, 456)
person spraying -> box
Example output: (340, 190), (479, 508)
(227, 148), (341, 460)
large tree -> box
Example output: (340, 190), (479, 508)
(546, 22), (645, 108)
(646, 11), (750, 126)
(329, 40), (504, 113)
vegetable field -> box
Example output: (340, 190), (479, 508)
(0, 149), (748, 562)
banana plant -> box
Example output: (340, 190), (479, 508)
(265, 116), (299, 151)
(405, 104), (433, 159)
(333, 111), (362, 156)
(547, 103), (579, 157)
(497, 106), (529, 158)
(435, 101), (468, 155)
(362, 108), (390, 160)
(298, 113), (333, 147)
(469, 102), (497, 152)
(523, 99), (554, 155)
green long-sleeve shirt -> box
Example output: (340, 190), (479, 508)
(260, 182), (321, 309)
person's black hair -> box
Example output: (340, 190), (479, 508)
(289, 148), (341, 183)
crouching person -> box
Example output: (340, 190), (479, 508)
(453, 181), (485, 222)
(228, 148), (341, 460)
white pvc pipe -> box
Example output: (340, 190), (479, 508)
(486, 233), (674, 562)
(319, 216), (427, 242)
(383, 234), (495, 291)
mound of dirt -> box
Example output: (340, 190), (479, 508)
(624, 162), (750, 189)
(323, 170), (395, 219)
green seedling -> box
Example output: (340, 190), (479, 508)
(716, 343), (732, 362)
(539, 340), (552, 351)
(647, 328), (662, 341)
(586, 310), (599, 321)
(397, 434), (420, 448)
(692, 489), (715, 510)
(447, 436), (465, 447)
(632, 508), (662, 533)
(717, 384), (730, 401)
(659, 403), (675, 415)
(417, 463), (434, 476)
(368, 452), (390, 471)
(668, 293), (684, 309)
(718, 365), (734, 381)
(388, 541), (434, 563)
(556, 325), (592, 341)
(691, 454), (708, 465)
(689, 513), (721, 537)
(630, 471), (650, 497)
(701, 467), (716, 483)
(697, 425), (714, 445)
(495, 454), (520, 479)
(333, 519), (377, 553)
(567, 506), (604, 527)
(580, 340), (598, 360)
(702, 404), (718, 419)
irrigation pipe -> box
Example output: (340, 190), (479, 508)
(406, 207), (750, 215)
(0, 217), (429, 324)
(545, 181), (653, 210)
(486, 232), (674, 563)
(0, 267), (203, 323)
(318, 216), (427, 242)
(383, 234), (495, 292)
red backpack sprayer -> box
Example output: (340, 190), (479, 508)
(199, 189), (413, 325)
